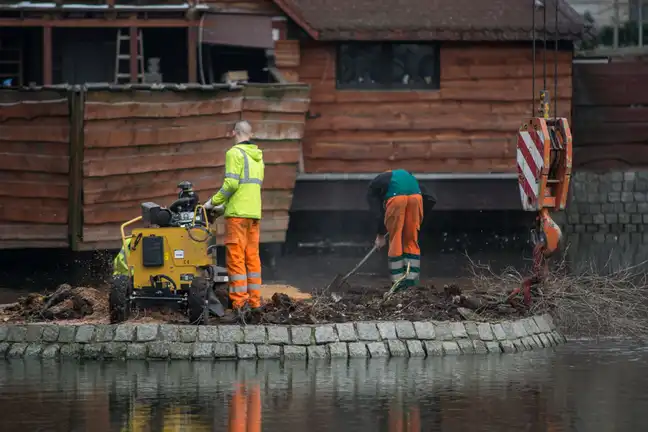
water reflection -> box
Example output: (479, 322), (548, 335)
(0, 341), (648, 431)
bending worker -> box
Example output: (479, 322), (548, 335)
(367, 169), (436, 290)
(204, 121), (265, 316)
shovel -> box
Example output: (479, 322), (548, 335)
(327, 244), (379, 291)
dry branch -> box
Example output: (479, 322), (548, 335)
(468, 252), (648, 339)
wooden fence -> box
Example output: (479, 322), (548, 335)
(0, 88), (71, 249)
(0, 84), (310, 250)
(572, 61), (648, 169)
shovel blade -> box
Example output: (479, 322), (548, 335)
(327, 274), (352, 292)
(327, 274), (344, 291)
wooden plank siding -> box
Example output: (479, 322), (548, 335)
(275, 40), (301, 83)
(77, 85), (310, 250)
(298, 42), (573, 173)
(572, 62), (648, 170)
(0, 90), (70, 249)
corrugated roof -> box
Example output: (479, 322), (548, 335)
(273, 0), (584, 41)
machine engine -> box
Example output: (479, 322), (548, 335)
(109, 181), (228, 325)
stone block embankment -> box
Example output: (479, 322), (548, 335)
(0, 314), (565, 361)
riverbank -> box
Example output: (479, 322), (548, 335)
(0, 314), (564, 360)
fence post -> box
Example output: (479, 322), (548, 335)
(67, 86), (85, 251)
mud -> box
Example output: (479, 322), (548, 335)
(260, 284), (526, 325)
(0, 282), (533, 326)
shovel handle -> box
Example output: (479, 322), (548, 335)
(342, 245), (378, 281)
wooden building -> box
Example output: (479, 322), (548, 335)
(0, 0), (587, 252)
(268, 0), (585, 212)
(0, 0), (210, 86)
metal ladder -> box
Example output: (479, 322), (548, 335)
(114, 28), (145, 83)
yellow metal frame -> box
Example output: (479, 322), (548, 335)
(118, 206), (214, 290)
(120, 216), (143, 246)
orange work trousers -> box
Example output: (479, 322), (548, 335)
(225, 217), (262, 309)
(384, 194), (423, 287)
(228, 383), (261, 432)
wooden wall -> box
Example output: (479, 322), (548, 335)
(297, 42), (573, 173)
(77, 85), (309, 250)
(572, 61), (648, 169)
(0, 84), (309, 251)
(0, 89), (70, 249)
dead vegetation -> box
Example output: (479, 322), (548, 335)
(469, 255), (648, 339)
(2, 280), (537, 326)
(259, 282), (530, 325)
(1, 284), (107, 323)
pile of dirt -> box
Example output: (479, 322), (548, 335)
(0, 283), (533, 325)
(260, 284), (529, 325)
(1, 284), (107, 323)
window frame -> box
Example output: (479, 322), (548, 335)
(335, 41), (441, 91)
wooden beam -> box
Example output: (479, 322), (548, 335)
(43, 26), (52, 85)
(129, 26), (138, 83)
(0, 19), (196, 28)
(187, 26), (197, 83)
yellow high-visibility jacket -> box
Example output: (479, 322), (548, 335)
(113, 237), (132, 276)
(210, 141), (264, 220)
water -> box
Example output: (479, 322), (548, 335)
(1, 340), (647, 431)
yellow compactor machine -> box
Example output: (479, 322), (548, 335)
(109, 181), (228, 324)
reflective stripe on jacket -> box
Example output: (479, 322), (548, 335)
(112, 237), (132, 276)
(210, 142), (264, 219)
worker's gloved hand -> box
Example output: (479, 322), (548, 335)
(211, 204), (225, 216)
(203, 200), (215, 210)
(374, 234), (387, 250)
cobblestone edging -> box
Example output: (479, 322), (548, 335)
(0, 314), (565, 361)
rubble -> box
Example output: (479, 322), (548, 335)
(1, 284), (107, 323)
(0, 282), (533, 326)
(260, 284), (527, 325)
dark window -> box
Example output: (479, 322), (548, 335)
(336, 42), (440, 90)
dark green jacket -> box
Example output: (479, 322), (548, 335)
(366, 169), (437, 235)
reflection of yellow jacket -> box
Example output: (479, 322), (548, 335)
(125, 403), (210, 432)
(229, 384), (261, 432)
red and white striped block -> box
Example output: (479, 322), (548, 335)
(516, 128), (545, 211)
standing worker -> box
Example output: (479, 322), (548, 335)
(367, 169), (436, 290)
(204, 121), (265, 317)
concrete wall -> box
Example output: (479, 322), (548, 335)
(559, 170), (648, 272)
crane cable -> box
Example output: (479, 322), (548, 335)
(532, 0), (562, 119)
(532, 0), (536, 117)
(554, 0), (559, 118)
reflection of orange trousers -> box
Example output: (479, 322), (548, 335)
(388, 404), (421, 432)
(225, 217), (262, 309)
(228, 384), (261, 432)
(384, 194), (423, 286)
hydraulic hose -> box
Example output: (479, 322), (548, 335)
(187, 225), (211, 243)
(155, 274), (178, 293)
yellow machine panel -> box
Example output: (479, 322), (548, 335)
(128, 226), (212, 290)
